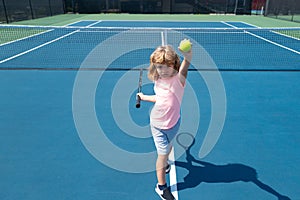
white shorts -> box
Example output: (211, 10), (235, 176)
(150, 119), (181, 155)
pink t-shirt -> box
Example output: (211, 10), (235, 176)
(150, 73), (185, 129)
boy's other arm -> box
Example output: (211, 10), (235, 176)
(178, 49), (192, 85)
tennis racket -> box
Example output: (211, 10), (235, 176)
(136, 68), (143, 108)
(176, 132), (195, 150)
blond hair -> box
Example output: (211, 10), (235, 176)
(148, 45), (180, 81)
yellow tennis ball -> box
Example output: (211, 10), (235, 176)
(179, 39), (191, 52)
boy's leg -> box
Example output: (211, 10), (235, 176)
(156, 154), (169, 185)
(155, 151), (175, 200)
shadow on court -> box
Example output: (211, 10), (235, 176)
(175, 139), (291, 200)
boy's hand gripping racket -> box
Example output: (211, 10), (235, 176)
(136, 69), (143, 108)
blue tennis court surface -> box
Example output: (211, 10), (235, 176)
(0, 20), (299, 200)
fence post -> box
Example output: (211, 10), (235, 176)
(28, 0), (34, 19)
(264, 0), (269, 16)
(2, 0), (9, 23)
(49, 0), (53, 16)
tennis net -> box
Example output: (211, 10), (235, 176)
(1, 25), (300, 71)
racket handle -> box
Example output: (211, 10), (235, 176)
(136, 94), (141, 108)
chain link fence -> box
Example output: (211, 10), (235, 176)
(0, 0), (65, 23)
(64, 0), (252, 15)
(265, 0), (300, 23)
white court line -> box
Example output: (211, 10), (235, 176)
(64, 20), (85, 26)
(0, 20), (102, 64)
(221, 21), (300, 55)
(221, 21), (238, 29)
(65, 20), (102, 27)
(86, 20), (102, 27)
(0, 19), (100, 49)
(0, 29), (54, 47)
(271, 30), (300, 41)
(220, 21), (300, 55)
(245, 30), (300, 55)
(169, 148), (178, 200)
(240, 21), (261, 28)
(0, 30), (79, 64)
